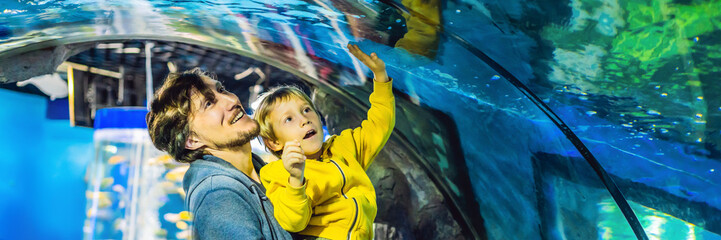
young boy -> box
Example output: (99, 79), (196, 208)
(254, 43), (395, 240)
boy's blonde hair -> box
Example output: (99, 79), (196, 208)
(253, 86), (320, 157)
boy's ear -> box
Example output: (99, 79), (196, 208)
(185, 134), (205, 150)
(264, 138), (283, 152)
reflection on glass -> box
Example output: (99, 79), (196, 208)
(599, 198), (721, 240)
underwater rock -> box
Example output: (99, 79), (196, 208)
(370, 140), (466, 239)
(0, 43), (92, 83)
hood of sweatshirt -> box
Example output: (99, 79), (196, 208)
(183, 154), (266, 199)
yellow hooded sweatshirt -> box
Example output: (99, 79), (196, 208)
(260, 79), (395, 240)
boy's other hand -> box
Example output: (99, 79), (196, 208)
(348, 43), (389, 83)
(282, 140), (306, 187)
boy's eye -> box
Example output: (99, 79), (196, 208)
(204, 101), (212, 109)
(303, 107), (312, 113)
(285, 117), (292, 123)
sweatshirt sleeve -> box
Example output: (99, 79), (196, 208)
(260, 163), (313, 232)
(192, 185), (263, 239)
(341, 78), (396, 170)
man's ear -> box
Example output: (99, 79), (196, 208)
(185, 134), (205, 150)
(264, 138), (283, 152)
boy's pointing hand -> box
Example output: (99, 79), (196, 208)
(282, 140), (306, 187)
(348, 43), (389, 83)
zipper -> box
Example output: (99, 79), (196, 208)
(253, 184), (277, 240)
(329, 160), (359, 240)
(348, 198), (359, 240)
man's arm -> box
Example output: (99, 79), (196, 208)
(192, 186), (263, 239)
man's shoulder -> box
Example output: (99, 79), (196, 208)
(191, 174), (247, 193)
(184, 161), (252, 202)
(188, 176), (263, 233)
(186, 174), (258, 211)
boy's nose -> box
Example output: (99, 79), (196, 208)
(300, 118), (311, 126)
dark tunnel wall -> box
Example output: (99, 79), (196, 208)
(1, 0), (721, 239)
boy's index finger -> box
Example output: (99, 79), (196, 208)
(284, 146), (302, 155)
(348, 44), (367, 57)
(353, 52), (371, 65)
(283, 141), (299, 151)
(286, 140), (303, 150)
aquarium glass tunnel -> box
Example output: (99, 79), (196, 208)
(0, 0), (720, 239)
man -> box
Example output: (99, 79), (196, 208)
(146, 68), (292, 239)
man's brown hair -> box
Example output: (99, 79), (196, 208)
(146, 68), (217, 163)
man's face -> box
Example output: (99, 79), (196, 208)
(187, 77), (259, 151)
(268, 96), (324, 156)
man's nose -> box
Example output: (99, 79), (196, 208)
(218, 93), (238, 110)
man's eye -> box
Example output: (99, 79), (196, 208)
(205, 101), (212, 109)
(217, 86), (226, 93)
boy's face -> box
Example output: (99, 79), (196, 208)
(187, 76), (259, 150)
(268, 96), (324, 156)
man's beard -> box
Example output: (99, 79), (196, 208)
(214, 120), (260, 150)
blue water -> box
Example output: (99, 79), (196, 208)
(1, 0), (720, 239)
